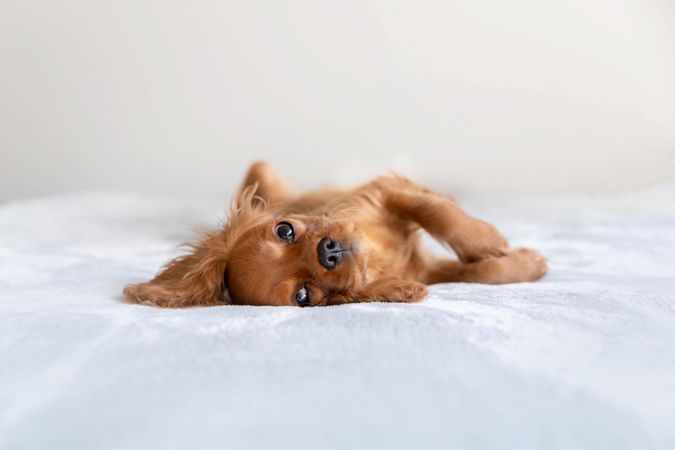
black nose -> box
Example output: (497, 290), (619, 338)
(317, 237), (344, 270)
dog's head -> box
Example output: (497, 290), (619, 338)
(123, 187), (369, 307)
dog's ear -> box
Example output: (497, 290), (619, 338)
(327, 278), (428, 305)
(124, 185), (264, 308)
(123, 232), (229, 307)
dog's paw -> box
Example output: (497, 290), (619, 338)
(504, 247), (548, 281)
(329, 279), (429, 305)
(398, 281), (429, 302)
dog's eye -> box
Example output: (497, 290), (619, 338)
(275, 222), (295, 242)
(295, 285), (311, 307)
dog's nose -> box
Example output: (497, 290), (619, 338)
(317, 237), (344, 270)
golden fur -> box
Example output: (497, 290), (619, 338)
(124, 162), (547, 307)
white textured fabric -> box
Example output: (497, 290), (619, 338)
(1, 187), (674, 450)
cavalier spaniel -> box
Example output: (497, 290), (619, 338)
(124, 162), (547, 307)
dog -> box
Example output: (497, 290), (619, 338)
(123, 162), (547, 307)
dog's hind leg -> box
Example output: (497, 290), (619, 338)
(422, 249), (547, 285)
(382, 186), (509, 263)
(240, 161), (297, 206)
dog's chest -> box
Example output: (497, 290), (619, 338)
(359, 215), (424, 281)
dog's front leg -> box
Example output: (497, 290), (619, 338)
(327, 278), (428, 305)
(383, 187), (508, 263)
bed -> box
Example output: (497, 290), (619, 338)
(1, 186), (674, 450)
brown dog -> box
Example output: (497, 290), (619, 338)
(124, 162), (547, 307)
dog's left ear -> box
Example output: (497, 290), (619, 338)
(124, 185), (263, 308)
(123, 232), (229, 307)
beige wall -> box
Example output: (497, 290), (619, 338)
(1, 0), (674, 201)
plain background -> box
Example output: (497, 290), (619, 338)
(1, 0), (674, 202)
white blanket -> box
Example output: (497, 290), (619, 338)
(1, 187), (674, 450)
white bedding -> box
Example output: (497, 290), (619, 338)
(1, 187), (674, 450)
